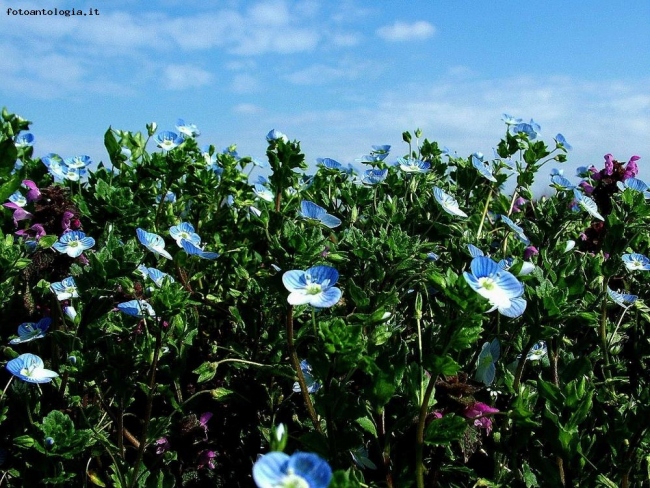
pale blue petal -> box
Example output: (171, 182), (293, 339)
(310, 287), (342, 308)
(300, 200), (326, 219)
(470, 256), (500, 278)
(288, 452), (333, 488)
(282, 270), (309, 292)
(307, 265), (339, 287)
(498, 297), (527, 318)
(467, 244), (485, 257)
(252, 452), (291, 488)
(318, 213), (342, 228)
(492, 271), (525, 298)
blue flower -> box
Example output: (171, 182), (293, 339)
(156, 191), (177, 203)
(6, 353), (58, 383)
(64, 155), (92, 169)
(42, 154), (67, 182)
(266, 129), (288, 143)
(317, 158), (343, 170)
(52, 231), (95, 258)
(475, 338), (500, 386)
(9, 318), (51, 344)
(292, 360), (321, 393)
(526, 341), (547, 361)
(555, 133), (572, 151)
(398, 157), (429, 173)
(463, 256), (526, 318)
(471, 153), (497, 182)
(117, 299), (156, 318)
(607, 287), (637, 308)
(282, 265), (342, 308)
(181, 239), (220, 260)
(550, 174), (576, 190)
(622, 253), (650, 271)
(573, 189), (604, 221)
(299, 201), (341, 229)
(253, 184), (274, 202)
(8, 191), (27, 207)
(362, 168), (388, 185)
(499, 215), (530, 245)
(617, 177), (650, 197)
(63, 166), (87, 182)
(433, 187), (467, 218)
(253, 451), (332, 488)
(137, 265), (175, 287)
(512, 119), (541, 139)
(467, 244), (485, 258)
(169, 222), (201, 247)
(51, 276), (79, 300)
(502, 114), (523, 126)
(136, 228), (172, 259)
(155, 131), (184, 151)
(176, 119), (200, 137)
(15, 132), (35, 147)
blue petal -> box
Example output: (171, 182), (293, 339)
(288, 452), (333, 488)
(318, 213), (342, 228)
(475, 362), (495, 386)
(306, 265), (339, 287)
(467, 244), (485, 257)
(252, 452), (291, 488)
(282, 270), (308, 292)
(310, 287), (342, 308)
(300, 201), (326, 220)
(498, 297), (527, 318)
(492, 271), (525, 298)
(470, 256), (500, 279)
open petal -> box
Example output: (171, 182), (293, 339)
(310, 287), (342, 308)
(282, 270), (308, 292)
(288, 452), (333, 488)
(287, 291), (313, 306)
(319, 213), (342, 228)
(253, 452), (291, 488)
(306, 266), (339, 287)
(498, 297), (527, 318)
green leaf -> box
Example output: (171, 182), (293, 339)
(192, 361), (218, 383)
(355, 417), (378, 438)
(424, 414), (467, 445)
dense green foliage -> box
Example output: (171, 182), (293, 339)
(0, 107), (648, 487)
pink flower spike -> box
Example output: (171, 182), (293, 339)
(12, 208), (33, 226)
(604, 153), (614, 175)
(463, 402), (499, 419)
(624, 155), (640, 180)
(579, 181), (594, 195)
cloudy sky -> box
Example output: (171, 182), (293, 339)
(2, 0), (649, 184)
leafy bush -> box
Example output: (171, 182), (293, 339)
(0, 108), (648, 487)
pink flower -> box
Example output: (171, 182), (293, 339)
(579, 181), (594, 195)
(604, 153), (614, 176)
(154, 437), (170, 455)
(512, 197), (527, 213)
(197, 449), (217, 469)
(624, 155), (640, 180)
(523, 246), (539, 260)
(463, 402), (499, 435)
(16, 223), (46, 240)
(22, 180), (41, 202)
(199, 412), (213, 440)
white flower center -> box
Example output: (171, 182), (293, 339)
(305, 283), (322, 295)
(477, 277), (511, 308)
(20, 365), (36, 377)
(279, 473), (309, 488)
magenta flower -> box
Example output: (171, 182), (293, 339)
(22, 180), (41, 202)
(523, 246), (539, 260)
(16, 224), (46, 240)
(197, 450), (217, 469)
(624, 155), (640, 180)
(154, 437), (170, 455)
(512, 197), (527, 213)
(579, 181), (594, 195)
(199, 412), (213, 440)
(463, 402), (499, 435)
(3, 202), (33, 226)
(604, 153), (614, 176)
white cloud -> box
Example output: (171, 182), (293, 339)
(163, 64), (213, 90)
(231, 74), (260, 93)
(376, 20), (436, 42)
(233, 103), (264, 115)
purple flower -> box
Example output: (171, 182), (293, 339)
(463, 402), (499, 435)
(154, 437), (170, 455)
(16, 224), (46, 240)
(3, 202), (33, 226)
(197, 450), (217, 469)
(604, 153), (614, 176)
(199, 412), (213, 440)
(579, 181), (594, 195)
(512, 197), (527, 213)
(523, 246), (539, 260)
(624, 155), (640, 180)
(61, 211), (75, 232)
(22, 180), (41, 202)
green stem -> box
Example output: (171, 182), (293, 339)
(600, 282), (612, 379)
(286, 306), (322, 433)
(477, 187), (494, 239)
(415, 374), (437, 488)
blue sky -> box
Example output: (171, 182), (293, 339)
(2, 0), (649, 186)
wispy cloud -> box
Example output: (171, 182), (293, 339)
(376, 21), (436, 42)
(163, 64), (213, 90)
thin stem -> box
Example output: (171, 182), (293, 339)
(416, 374), (437, 488)
(477, 187), (494, 239)
(600, 282), (612, 379)
(0, 376), (14, 402)
(286, 306), (322, 433)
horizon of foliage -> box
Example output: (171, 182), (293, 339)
(0, 107), (648, 487)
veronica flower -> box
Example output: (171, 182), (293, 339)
(137, 265), (175, 287)
(180, 239), (220, 260)
(6, 353), (58, 383)
(502, 114), (522, 125)
(15, 132), (35, 147)
(51, 276), (79, 300)
(282, 265), (342, 308)
(53, 231), (95, 258)
(622, 253), (650, 271)
(362, 168), (388, 185)
(117, 299), (156, 318)
(136, 228), (172, 259)
(169, 222), (201, 247)
(433, 187), (467, 217)
(573, 189), (604, 221)
(266, 129), (288, 143)
(617, 177), (650, 198)
(512, 119), (541, 139)
(299, 201), (341, 228)
(398, 157), (429, 173)
(463, 256), (526, 318)
(467, 244), (485, 258)
(498, 257), (535, 276)
(64, 155), (92, 169)
(9, 318), (51, 344)
(8, 191), (27, 207)
(253, 452), (332, 488)
(607, 287), (637, 308)
(500, 215), (530, 244)
(526, 341), (547, 361)
(555, 133), (572, 151)
(253, 184), (274, 202)
(317, 158), (343, 170)
(475, 338), (500, 386)
(292, 360), (321, 393)
(550, 174), (576, 190)
(155, 131), (184, 151)
(176, 119), (200, 137)
(471, 153), (497, 182)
